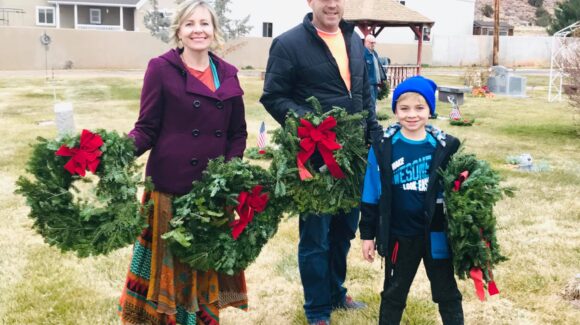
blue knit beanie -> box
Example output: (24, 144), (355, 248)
(391, 76), (438, 115)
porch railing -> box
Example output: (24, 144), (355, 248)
(77, 24), (122, 31)
(386, 65), (420, 89)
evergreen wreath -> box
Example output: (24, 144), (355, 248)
(245, 146), (274, 160)
(270, 96), (368, 215)
(449, 117), (476, 126)
(440, 151), (514, 300)
(163, 157), (285, 275)
(377, 80), (390, 101)
(15, 129), (147, 257)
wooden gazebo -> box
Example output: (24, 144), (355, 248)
(344, 0), (434, 87)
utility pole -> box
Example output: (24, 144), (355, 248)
(492, 0), (500, 66)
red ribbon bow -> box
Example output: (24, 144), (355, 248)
(470, 267), (500, 301)
(55, 129), (104, 177)
(230, 185), (269, 240)
(470, 229), (500, 301)
(452, 170), (470, 191)
(296, 116), (345, 180)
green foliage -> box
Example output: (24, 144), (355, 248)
(547, 0), (580, 35)
(535, 7), (552, 27)
(376, 111), (390, 121)
(15, 130), (147, 257)
(270, 97), (368, 215)
(245, 146), (274, 160)
(440, 151), (514, 282)
(481, 4), (494, 18)
(528, 0), (543, 7)
(449, 118), (475, 126)
(376, 80), (390, 101)
(163, 157), (286, 275)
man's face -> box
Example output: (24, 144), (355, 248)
(307, 0), (344, 33)
(365, 36), (376, 51)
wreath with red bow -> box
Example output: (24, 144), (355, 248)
(440, 151), (514, 301)
(163, 157), (285, 275)
(15, 129), (147, 257)
(270, 96), (368, 215)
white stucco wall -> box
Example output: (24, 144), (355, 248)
(227, 0), (475, 44)
(432, 35), (553, 66)
(228, 0), (310, 38)
(376, 0), (475, 44)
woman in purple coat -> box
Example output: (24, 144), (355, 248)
(119, 1), (247, 324)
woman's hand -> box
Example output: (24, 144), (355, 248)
(362, 239), (375, 262)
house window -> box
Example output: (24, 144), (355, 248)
(90, 8), (101, 24)
(262, 22), (273, 38)
(422, 26), (431, 41)
(36, 6), (55, 26)
(414, 26), (431, 42)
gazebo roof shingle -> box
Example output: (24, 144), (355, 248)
(343, 0), (434, 26)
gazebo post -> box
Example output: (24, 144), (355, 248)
(357, 23), (382, 38)
(410, 25), (424, 75)
(357, 23), (371, 37)
(343, 0), (434, 87)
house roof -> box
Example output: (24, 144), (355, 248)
(47, 0), (142, 7)
(343, 0), (434, 26)
(474, 20), (514, 29)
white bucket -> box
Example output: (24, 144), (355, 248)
(54, 102), (75, 137)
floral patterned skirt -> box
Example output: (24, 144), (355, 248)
(119, 191), (248, 325)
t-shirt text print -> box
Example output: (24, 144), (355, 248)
(390, 132), (436, 236)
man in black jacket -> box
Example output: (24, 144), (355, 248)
(260, 0), (382, 324)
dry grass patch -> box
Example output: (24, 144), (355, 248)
(0, 71), (578, 324)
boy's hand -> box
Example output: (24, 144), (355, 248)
(362, 240), (376, 262)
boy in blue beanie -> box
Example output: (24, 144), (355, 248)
(359, 76), (464, 324)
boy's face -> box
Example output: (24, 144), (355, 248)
(394, 94), (430, 133)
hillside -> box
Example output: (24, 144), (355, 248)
(474, 0), (562, 26)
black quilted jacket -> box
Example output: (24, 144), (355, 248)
(260, 13), (382, 141)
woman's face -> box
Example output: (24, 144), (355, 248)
(178, 6), (214, 53)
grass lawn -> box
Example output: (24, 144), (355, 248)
(0, 69), (578, 324)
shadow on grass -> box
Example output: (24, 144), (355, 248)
(289, 281), (438, 324)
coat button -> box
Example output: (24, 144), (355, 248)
(191, 129), (200, 137)
(215, 101), (224, 109)
(214, 130), (223, 137)
(193, 100), (201, 108)
(190, 158), (198, 166)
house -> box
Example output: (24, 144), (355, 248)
(228, 0), (310, 38)
(473, 20), (514, 36)
(0, 0), (174, 31)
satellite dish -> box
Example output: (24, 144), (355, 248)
(40, 32), (51, 46)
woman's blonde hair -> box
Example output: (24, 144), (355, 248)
(170, 0), (225, 51)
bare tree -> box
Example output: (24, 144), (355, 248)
(562, 48), (580, 111)
(209, 0), (252, 41)
(174, 0), (253, 41)
(143, 0), (172, 43)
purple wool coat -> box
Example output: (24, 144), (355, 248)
(129, 49), (247, 195)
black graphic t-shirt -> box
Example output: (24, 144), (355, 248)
(390, 132), (436, 236)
